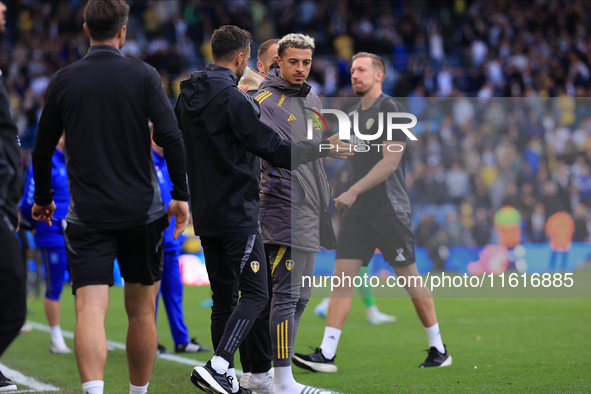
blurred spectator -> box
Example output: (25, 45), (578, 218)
(572, 205), (590, 242)
(415, 214), (438, 248)
(528, 203), (547, 243)
(445, 161), (469, 205)
(472, 208), (491, 246)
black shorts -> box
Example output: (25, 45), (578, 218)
(63, 214), (169, 294)
(336, 210), (415, 267)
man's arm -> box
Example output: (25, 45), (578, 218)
(228, 92), (353, 168)
(145, 64), (189, 203)
(31, 76), (63, 224)
(334, 141), (406, 209)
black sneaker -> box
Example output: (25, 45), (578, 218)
(292, 348), (337, 373)
(419, 345), (452, 367)
(176, 338), (211, 353)
(191, 361), (233, 394)
(156, 343), (171, 356)
(0, 369), (17, 391)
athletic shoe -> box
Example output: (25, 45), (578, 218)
(19, 323), (33, 335)
(292, 348), (337, 373)
(239, 372), (251, 388)
(419, 345), (452, 368)
(241, 369), (273, 394)
(49, 341), (73, 354)
(176, 338), (211, 353)
(0, 370), (17, 391)
(314, 299), (329, 319)
(235, 387), (253, 394)
(201, 298), (213, 308)
(191, 361), (233, 394)
(367, 310), (396, 325)
(156, 343), (171, 355)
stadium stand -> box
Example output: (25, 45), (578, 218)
(4, 0), (591, 259)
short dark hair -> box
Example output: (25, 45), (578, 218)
(352, 52), (387, 78)
(84, 0), (129, 42)
(258, 38), (279, 62)
(211, 26), (253, 63)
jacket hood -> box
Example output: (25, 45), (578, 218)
(258, 63), (311, 97)
(238, 67), (264, 91)
(179, 64), (239, 115)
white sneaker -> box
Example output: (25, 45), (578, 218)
(314, 299), (329, 319)
(49, 341), (73, 354)
(242, 369), (273, 394)
(19, 323), (33, 335)
(367, 310), (396, 325)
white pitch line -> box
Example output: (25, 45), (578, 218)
(0, 362), (60, 392)
(25, 321), (234, 371)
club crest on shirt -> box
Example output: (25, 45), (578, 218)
(285, 260), (294, 271)
(366, 118), (374, 129)
(251, 261), (260, 273)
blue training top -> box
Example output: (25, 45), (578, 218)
(21, 149), (69, 247)
(153, 149), (183, 253)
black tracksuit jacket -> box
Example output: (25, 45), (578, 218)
(32, 45), (189, 229)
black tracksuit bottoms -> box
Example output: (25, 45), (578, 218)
(201, 234), (269, 365)
(0, 219), (27, 357)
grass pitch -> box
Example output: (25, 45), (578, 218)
(2, 285), (590, 393)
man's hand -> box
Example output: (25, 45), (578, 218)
(167, 199), (190, 240)
(32, 202), (57, 226)
(239, 85), (250, 93)
(327, 133), (355, 160)
(334, 189), (358, 210)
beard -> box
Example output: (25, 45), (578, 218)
(236, 59), (247, 79)
(353, 83), (370, 96)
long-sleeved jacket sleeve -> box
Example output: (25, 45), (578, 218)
(32, 76), (63, 206)
(227, 92), (328, 169)
(145, 65), (190, 202)
(20, 166), (36, 229)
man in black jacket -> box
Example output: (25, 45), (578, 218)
(31, 2), (190, 393)
(175, 25), (351, 394)
(0, 1), (27, 391)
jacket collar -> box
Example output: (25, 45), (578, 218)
(205, 64), (239, 85)
(85, 45), (123, 58)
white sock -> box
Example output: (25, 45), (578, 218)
(129, 383), (148, 394)
(82, 380), (104, 394)
(251, 372), (266, 380)
(240, 372), (251, 383)
(424, 322), (445, 354)
(211, 355), (229, 375)
(273, 366), (302, 393)
(227, 368), (238, 393)
(366, 305), (379, 318)
(50, 325), (65, 345)
(320, 327), (341, 360)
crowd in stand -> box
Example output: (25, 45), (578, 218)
(4, 0), (591, 253)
